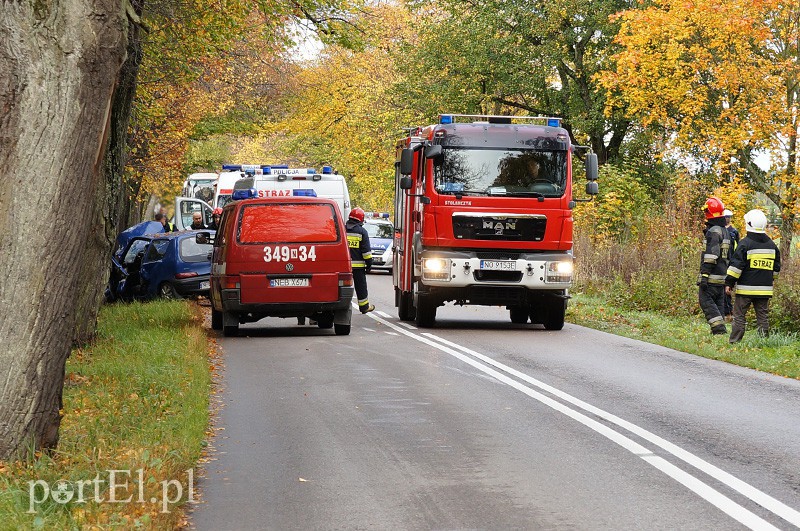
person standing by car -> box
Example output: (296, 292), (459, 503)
(346, 208), (375, 314)
(725, 209), (780, 343)
(158, 207), (177, 231)
(190, 212), (207, 230)
(208, 208), (223, 231)
(698, 197), (731, 335)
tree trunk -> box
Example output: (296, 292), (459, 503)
(0, 0), (128, 458)
(73, 0), (144, 345)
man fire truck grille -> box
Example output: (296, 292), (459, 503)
(453, 216), (546, 242)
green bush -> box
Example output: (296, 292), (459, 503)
(770, 260), (800, 334)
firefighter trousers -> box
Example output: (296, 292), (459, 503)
(699, 284), (725, 330)
(353, 268), (370, 312)
(729, 295), (770, 343)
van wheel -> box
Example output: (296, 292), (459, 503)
(211, 308), (222, 331)
(509, 306), (529, 324)
(334, 323), (351, 335)
(222, 311), (239, 337)
(316, 312), (334, 329)
(543, 298), (566, 331)
(398, 290), (416, 321)
(415, 296), (436, 328)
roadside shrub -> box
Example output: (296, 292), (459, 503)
(771, 260), (800, 334)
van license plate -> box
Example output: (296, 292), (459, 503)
(479, 260), (516, 271)
(199, 281), (210, 290)
(270, 278), (310, 287)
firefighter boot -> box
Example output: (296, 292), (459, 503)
(360, 304), (375, 314)
(711, 324), (727, 335)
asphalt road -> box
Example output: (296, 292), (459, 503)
(190, 273), (800, 530)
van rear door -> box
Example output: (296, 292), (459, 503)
(233, 202), (348, 304)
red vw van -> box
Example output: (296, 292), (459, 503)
(209, 194), (354, 336)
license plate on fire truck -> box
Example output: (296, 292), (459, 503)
(479, 260), (516, 271)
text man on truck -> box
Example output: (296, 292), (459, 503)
(393, 114), (598, 329)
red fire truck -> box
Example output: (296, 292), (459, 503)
(392, 114), (598, 329)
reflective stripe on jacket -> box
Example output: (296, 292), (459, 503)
(346, 219), (373, 268)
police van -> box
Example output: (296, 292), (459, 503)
(231, 165), (351, 220)
(364, 213), (394, 272)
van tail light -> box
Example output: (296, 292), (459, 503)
(222, 275), (240, 289)
(175, 272), (199, 279)
(338, 272), (353, 287)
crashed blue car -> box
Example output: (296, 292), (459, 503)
(106, 230), (213, 302)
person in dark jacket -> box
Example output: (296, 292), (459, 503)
(189, 212), (207, 230)
(207, 208), (222, 231)
(722, 209), (740, 320)
(698, 197), (731, 335)
(725, 209), (781, 343)
(346, 207), (375, 314)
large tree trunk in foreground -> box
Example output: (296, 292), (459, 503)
(0, 0), (128, 458)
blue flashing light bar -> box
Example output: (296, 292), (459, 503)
(439, 115), (454, 124)
(322, 166), (333, 174)
(222, 164), (241, 171)
(547, 118), (561, 127)
(232, 188), (257, 200)
(293, 189), (317, 197)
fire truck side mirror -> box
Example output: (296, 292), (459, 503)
(400, 149), (414, 175)
(400, 177), (413, 190)
(586, 153), (598, 181)
(585, 181), (599, 196)
(424, 145), (443, 166)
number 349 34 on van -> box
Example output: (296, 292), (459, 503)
(208, 195), (354, 336)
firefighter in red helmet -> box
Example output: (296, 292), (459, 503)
(346, 207), (375, 314)
(698, 197), (731, 335)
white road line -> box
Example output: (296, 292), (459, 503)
(375, 311), (392, 318)
(422, 332), (800, 530)
(398, 322), (417, 330)
(363, 312), (781, 530)
(384, 331), (399, 336)
(362, 327), (375, 332)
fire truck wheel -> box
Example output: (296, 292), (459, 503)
(398, 291), (416, 321)
(543, 299), (566, 330)
(509, 306), (529, 324)
(415, 297), (437, 328)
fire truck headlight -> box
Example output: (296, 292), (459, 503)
(546, 261), (573, 283)
(422, 258), (451, 280)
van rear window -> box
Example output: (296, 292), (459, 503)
(238, 203), (340, 243)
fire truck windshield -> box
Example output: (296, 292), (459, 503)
(434, 147), (567, 197)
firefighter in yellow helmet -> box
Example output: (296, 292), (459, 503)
(698, 197), (731, 335)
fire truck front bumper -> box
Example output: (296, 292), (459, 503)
(418, 251), (574, 290)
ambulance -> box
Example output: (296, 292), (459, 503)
(173, 165), (251, 230)
(231, 165), (351, 220)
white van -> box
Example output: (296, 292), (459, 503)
(232, 165), (351, 219)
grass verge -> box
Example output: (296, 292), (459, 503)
(568, 293), (800, 379)
(0, 300), (211, 529)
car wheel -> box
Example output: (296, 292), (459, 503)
(334, 323), (351, 335)
(316, 312), (334, 329)
(415, 294), (436, 328)
(159, 283), (180, 299)
(543, 298), (566, 331)
(398, 290), (416, 321)
(509, 306), (529, 324)
(211, 308), (222, 331)
(222, 311), (239, 337)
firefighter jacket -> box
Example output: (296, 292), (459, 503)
(346, 219), (373, 269)
(725, 232), (781, 297)
(699, 219), (731, 285)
